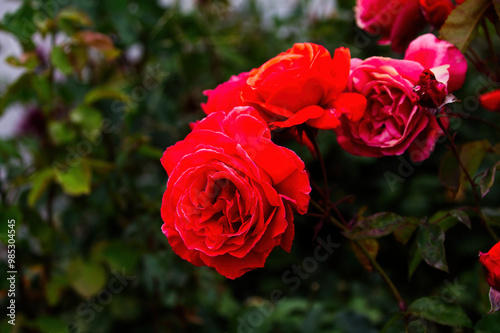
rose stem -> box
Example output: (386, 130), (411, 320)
(308, 130), (348, 226)
(436, 116), (499, 241)
(467, 48), (491, 77)
(468, 115), (500, 132)
(310, 199), (406, 311)
(309, 131), (330, 210)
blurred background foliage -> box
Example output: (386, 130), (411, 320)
(0, 0), (499, 332)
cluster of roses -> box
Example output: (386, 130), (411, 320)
(159, 29), (469, 279)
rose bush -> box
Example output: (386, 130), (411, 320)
(240, 43), (366, 131)
(160, 107), (311, 279)
(334, 34), (467, 162)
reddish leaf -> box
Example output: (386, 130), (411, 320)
(351, 239), (379, 272)
(479, 162), (500, 198)
(394, 217), (420, 245)
(344, 212), (404, 240)
(417, 224), (449, 272)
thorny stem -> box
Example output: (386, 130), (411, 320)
(310, 199), (407, 311)
(436, 116), (499, 241)
(468, 115), (500, 132)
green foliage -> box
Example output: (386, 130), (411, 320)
(408, 297), (472, 327)
(1, 0), (499, 332)
(439, 0), (492, 52)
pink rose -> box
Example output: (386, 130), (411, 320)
(334, 34), (467, 162)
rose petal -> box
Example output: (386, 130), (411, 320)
(404, 33), (467, 92)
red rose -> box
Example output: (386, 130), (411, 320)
(480, 241), (500, 291)
(201, 72), (250, 115)
(355, 0), (426, 52)
(355, 0), (463, 52)
(241, 43), (366, 131)
(412, 69), (449, 110)
(160, 107), (311, 279)
(419, 0), (454, 28)
(479, 89), (500, 112)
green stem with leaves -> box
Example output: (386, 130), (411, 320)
(436, 116), (498, 241)
(310, 199), (407, 311)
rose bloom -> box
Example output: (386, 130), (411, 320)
(334, 34), (467, 162)
(355, 0), (465, 52)
(160, 107), (310, 279)
(480, 241), (500, 291)
(201, 72), (250, 115)
(419, 0), (458, 28)
(479, 89), (500, 112)
(240, 43), (366, 131)
(412, 69), (449, 110)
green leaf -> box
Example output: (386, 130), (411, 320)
(53, 161), (92, 196)
(56, 8), (93, 34)
(46, 274), (68, 306)
(30, 316), (67, 333)
(483, 207), (500, 226)
(475, 311), (500, 331)
(439, 0), (492, 52)
(67, 258), (106, 298)
(6, 52), (39, 70)
(408, 297), (472, 328)
(87, 158), (114, 174)
(344, 212), (404, 239)
(69, 105), (102, 131)
(100, 242), (140, 275)
(449, 210), (471, 229)
(138, 145), (164, 159)
(351, 239), (379, 272)
(458, 140), (491, 194)
(417, 224), (448, 272)
(394, 217), (419, 245)
(84, 87), (131, 105)
(32, 74), (51, 103)
(430, 210), (458, 231)
(408, 242), (422, 278)
(28, 168), (54, 207)
(0, 2), (36, 49)
(48, 121), (76, 145)
(50, 46), (73, 74)
(0, 73), (34, 114)
(381, 313), (405, 333)
(479, 162), (500, 198)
